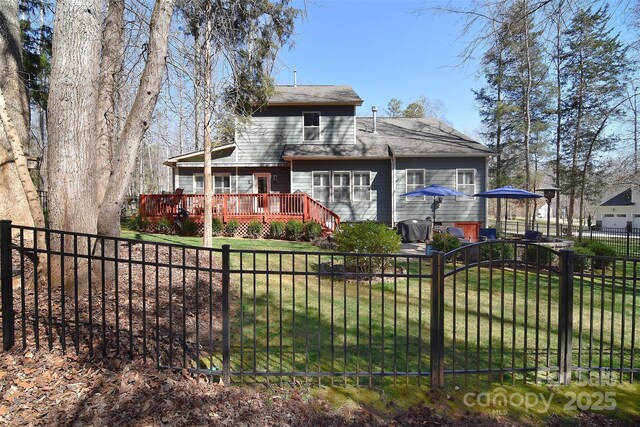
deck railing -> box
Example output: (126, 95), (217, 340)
(138, 193), (340, 232)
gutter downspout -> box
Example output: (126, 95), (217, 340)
(390, 146), (396, 226)
(485, 156), (490, 227)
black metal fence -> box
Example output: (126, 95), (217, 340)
(1, 220), (638, 388)
(582, 227), (640, 258)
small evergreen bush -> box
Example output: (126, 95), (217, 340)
(247, 220), (264, 239)
(156, 217), (172, 234)
(522, 244), (556, 265)
(285, 219), (305, 241)
(479, 241), (514, 261)
(211, 217), (224, 236)
(575, 240), (616, 269)
(226, 219), (240, 236)
(180, 219), (199, 236)
(127, 214), (150, 232)
(333, 221), (401, 272)
(431, 232), (461, 253)
(571, 245), (595, 272)
(269, 221), (286, 239)
(304, 221), (322, 241)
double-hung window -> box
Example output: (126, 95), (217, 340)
(303, 112), (320, 141)
(405, 170), (425, 201)
(193, 173), (204, 194)
(353, 172), (371, 201)
(457, 169), (475, 200)
(214, 175), (231, 194)
(333, 172), (350, 202)
(312, 172), (330, 201)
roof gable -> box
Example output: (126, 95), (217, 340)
(600, 188), (635, 206)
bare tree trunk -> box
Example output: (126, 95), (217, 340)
(48, 0), (103, 234)
(96, 0), (125, 208)
(0, 0), (38, 228)
(203, 15), (213, 248)
(522, 0), (533, 231)
(97, 0), (176, 237)
(0, 87), (45, 228)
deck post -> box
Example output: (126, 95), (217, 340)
(303, 194), (309, 222)
(222, 195), (228, 223)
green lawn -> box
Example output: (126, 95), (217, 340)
(121, 229), (639, 423)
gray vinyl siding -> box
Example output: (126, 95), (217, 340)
(229, 105), (355, 164)
(291, 159), (391, 223)
(394, 157), (487, 224)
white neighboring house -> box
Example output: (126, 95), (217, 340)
(537, 203), (553, 218)
(595, 188), (640, 229)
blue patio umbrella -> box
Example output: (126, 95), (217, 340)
(473, 186), (543, 234)
(401, 184), (466, 224)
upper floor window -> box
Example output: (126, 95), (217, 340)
(457, 169), (475, 200)
(312, 172), (330, 201)
(303, 112), (320, 141)
(405, 169), (425, 201)
(353, 172), (371, 201)
(333, 172), (351, 202)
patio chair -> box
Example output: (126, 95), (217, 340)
(512, 230), (543, 242)
(446, 226), (471, 244)
(479, 227), (498, 241)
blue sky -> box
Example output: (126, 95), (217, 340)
(273, 0), (484, 137)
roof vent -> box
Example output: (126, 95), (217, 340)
(294, 69), (297, 87)
(372, 106), (378, 134)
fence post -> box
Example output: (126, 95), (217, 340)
(626, 227), (631, 257)
(558, 250), (574, 385)
(430, 251), (445, 389)
(221, 244), (231, 385)
(1, 220), (14, 351)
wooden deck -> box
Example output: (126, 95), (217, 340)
(138, 193), (340, 233)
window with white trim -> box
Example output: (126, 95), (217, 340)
(303, 112), (320, 141)
(405, 169), (425, 201)
(333, 172), (351, 202)
(214, 175), (231, 194)
(312, 172), (330, 201)
(353, 172), (371, 201)
(456, 169), (475, 200)
(193, 173), (204, 194)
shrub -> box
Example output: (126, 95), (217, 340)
(479, 241), (514, 261)
(226, 219), (240, 236)
(285, 219), (305, 241)
(156, 217), (172, 234)
(180, 219), (199, 236)
(576, 240), (616, 269)
(522, 244), (556, 265)
(304, 221), (322, 241)
(127, 214), (150, 232)
(571, 246), (595, 272)
(269, 221), (286, 239)
(312, 237), (338, 251)
(247, 220), (264, 239)
(431, 232), (461, 253)
(211, 217), (224, 236)
(333, 221), (401, 272)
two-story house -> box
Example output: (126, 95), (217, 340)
(142, 85), (493, 237)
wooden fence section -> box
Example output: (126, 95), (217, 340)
(138, 193), (340, 232)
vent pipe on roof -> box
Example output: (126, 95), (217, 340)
(372, 106), (378, 134)
(294, 69), (297, 87)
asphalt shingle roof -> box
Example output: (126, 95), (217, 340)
(600, 188), (635, 206)
(283, 117), (493, 160)
(269, 85), (363, 105)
